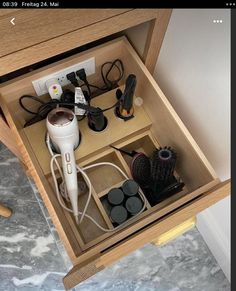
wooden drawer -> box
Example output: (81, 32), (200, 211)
(0, 37), (230, 289)
(0, 9), (131, 58)
(0, 8), (165, 76)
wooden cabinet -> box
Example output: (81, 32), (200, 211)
(0, 9), (170, 76)
(0, 9), (230, 290)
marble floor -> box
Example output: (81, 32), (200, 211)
(0, 143), (230, 291)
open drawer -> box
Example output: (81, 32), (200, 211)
(0, 37), (230, 289)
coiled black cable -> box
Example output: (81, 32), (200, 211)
(19, 95), (119, 127)
(79, 59), (124, 94)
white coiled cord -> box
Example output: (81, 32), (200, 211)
(46, 133), (146, 232)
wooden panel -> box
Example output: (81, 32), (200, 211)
(0, 9), (131, 58)
(64, 179), (230, 290)
(0, 9), (20, 17)
(64, 254), (104, 290)
(0, 9), (159, 76)
(143, 9), (172, 73)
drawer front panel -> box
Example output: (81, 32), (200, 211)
(0, 9), (131, 58)
(0, 9), (161, 76)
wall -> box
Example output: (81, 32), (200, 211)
(127, 9), (230, 281)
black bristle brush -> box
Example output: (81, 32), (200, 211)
(110, 145), (151, 188)
(151, 146), (177, 191)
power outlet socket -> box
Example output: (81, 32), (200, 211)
(32, 57), (95, 96)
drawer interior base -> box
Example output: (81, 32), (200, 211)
(21, 87), (213, 252)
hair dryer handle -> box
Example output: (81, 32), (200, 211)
(60, 146), (79, 219)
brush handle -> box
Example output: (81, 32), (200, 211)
(110, 145), (137, 157)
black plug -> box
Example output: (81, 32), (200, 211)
(60, 89), (74, 109)
(76, 69), (91, 101)
(76, 68), (87, 82)
(66, 72), (79, 87)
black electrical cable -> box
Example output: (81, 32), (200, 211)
(19, 95), (119, 127)
(101, 59), (124, 90)
(19, 95), (45, 115)
(76, 59), (124, 95)
(84, 79), (92, 101)
(83, 83), (107, 91)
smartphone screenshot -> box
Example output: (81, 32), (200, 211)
(0, 3), (232, 291)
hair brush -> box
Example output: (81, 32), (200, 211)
(151, 146), (177, 191)
(110, 145), (151, 188)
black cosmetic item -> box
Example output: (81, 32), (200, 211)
(115, 74), (137, 120)
(122, 179), (139, 197)
(110, 205), (128, 225)
(125, 196), (143, 215)
(156, 180), (185, 202)
(107, 188), (124, 206)
(87, 107), (108, 132)
(110, 146), (151, 188)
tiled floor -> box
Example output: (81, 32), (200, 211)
(0, 143), (230, 291)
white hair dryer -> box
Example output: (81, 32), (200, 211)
(46, 107), (80, 223)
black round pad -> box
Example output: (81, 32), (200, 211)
(122, 179), (139, 196)
(125, 196), (143, 215)
(110, 205), (128, 224)
(107, 188), (124, 206)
